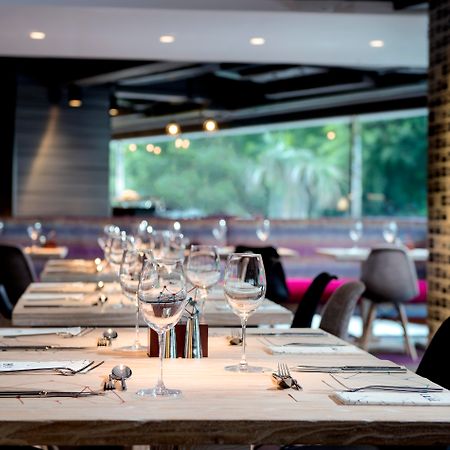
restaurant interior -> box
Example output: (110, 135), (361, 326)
(0, 0), (449, 448)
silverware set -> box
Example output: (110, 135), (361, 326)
(0, 389), (104, 398)
(272, 362), (302, 390)
(0, 360), (104, 376)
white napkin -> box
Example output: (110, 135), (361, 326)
(333, 391), (450, 406)
(266, 344), (363, 355)
(0, 360), (91, 372)
(22, 293), (85, 301)
(0, 327), (82, 337)
(28, 283), (89, 293)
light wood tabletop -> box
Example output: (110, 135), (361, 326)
(40, 259), (117, 282)
(316, 247), (429, 262)
(12, 282), (293, 328)
(0, 328), (448, 447)
(24, 246), (69, 259)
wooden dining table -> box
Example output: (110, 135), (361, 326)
(316, 246), (429, 262)
(0, 327), (448, 447)
(12, 282), (293, 327)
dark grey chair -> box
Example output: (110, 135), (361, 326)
(0, 243), (37, 319)
(319, 281), (365, 340)
(360, 246), (419, 360)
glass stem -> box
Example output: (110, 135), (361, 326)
(157, 331), (166, 393)
(239, 316), (248, 371)
(134, 294), (140, 348)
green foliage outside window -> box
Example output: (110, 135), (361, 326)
(110, 113), (427, 219)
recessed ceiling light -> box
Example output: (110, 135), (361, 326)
(29, 31), (46, 40)
(160, 35), (175, 44)
(166, 122), (180, 136)
(250, 37), (265, 46)
(369, 39), (384, 48)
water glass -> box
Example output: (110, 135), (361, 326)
(137, 259), (188, 397)
(383, 221), (398, 244)
(349, 220), (363, 247)
(186, 245), (221, 314)
(224, 253), (266, 372)
(256, 218), (270, 242)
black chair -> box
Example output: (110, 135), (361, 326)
(234, 245), (289, 304)
(416, 317), (450, 390)
(291, 272), (337, 328)
(0, 244), (37, 319)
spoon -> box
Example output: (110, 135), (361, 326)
(103, 328), (118, 340)
(111, 364), (132, 390)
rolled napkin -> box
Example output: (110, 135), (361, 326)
(0, 360), (91, 372)
(265, 344), (363, 355)
(0, 327), (82, 337)
(332, 391), (450, 406)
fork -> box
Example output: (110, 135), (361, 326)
(328, 374), (443, 393)
(277, 362), (302, 390)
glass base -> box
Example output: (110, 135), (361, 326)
(225, 364), (270, 373)
(118, 343), (147, 352)
(136, 387), (182, 397)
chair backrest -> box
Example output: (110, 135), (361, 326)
(291, 272), (337, 328)
(361, 246), (419, 304)
(416, 317), (450, 390)
(319, 281), (365, 339)
(234, 245), (289, 303)
(0, 244), (37, 314)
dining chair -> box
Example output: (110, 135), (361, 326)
(359, 246), (419, 360)
(319, 281), (365, 340)
(0, 243), (37, 319)
(291, 272), (337, 328)
(234, 245), (289, 304)
(416, 317), (450, 390)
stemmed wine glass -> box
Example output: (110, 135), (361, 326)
(383, 221), (398, 244)
(224, 253), (266, 372)
(349, 220), (363, 248)
(212, 219), (227, 246)
(27, 222), (42, 246)
(137, 258), (188, 397)
(105, 232), (135, 308)
(119, 248), (150, 351)
(186, 245), (221, 315)
(256, 218), (270, 242)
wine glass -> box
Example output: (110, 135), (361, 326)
(349, 220), (363, 248)
(150, 230), (170, 260)
(186, 245), (221, 315)
(164, 232), (186, 263)
(212, 219), (227, 246)
(383, 221), (398, 244)
(27, 222), (42, 246)
(256, 218), (270, 242)
(137, 259), (188, 397)
(105, 232), (135, 308)
(224, 253), (266, 372)
(119, 249), (150, 351)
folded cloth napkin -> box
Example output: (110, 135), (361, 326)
(28, 283), (89, 293)
(266, 344), (363, 354)
(22, 293), (85, 301)
(332, 391), (450, 406)
(0, 359), (91, 372)
(0, 327), (82, 337)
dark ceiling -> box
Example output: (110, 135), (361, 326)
(2, 0), (428, 138)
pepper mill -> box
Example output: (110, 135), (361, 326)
(184, 298), (203, 358)
(164, 327), (177, 358)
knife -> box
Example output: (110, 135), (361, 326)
(23, 304), (97, 308)
(292, 365), (407, 373)
(0, 345), (93, 351)
(0, 390), (104, 398)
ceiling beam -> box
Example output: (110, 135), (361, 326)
(75, 62), (195, 86)
(118, 64), (221, 86)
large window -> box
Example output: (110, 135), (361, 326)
(110, 110), (427, 219)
